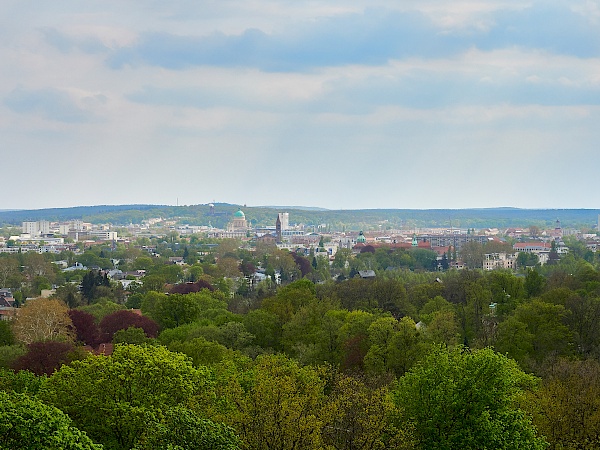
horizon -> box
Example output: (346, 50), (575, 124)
(3, 203), (600, 213)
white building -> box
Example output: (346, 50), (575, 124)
(22, 220), (50, 236)
(483, 252), (517, 271)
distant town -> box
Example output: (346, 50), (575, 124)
(3, 204), (600, 449)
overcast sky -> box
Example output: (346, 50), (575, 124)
(2, 0), (599, 210)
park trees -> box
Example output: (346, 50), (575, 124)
(393, 345), (547, 450)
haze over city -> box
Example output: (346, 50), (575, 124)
(2, 0), (599, 210)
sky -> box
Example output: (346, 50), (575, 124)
(2, 0), (599, 210)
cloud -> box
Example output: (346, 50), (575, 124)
(89, 3), (599, 72)
(41, 27), (109, 54)
(4, 87), (104, 123)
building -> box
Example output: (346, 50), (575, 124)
(416, 234), (489, 251)
(513, 242), (551, 253)
(22, 220), (50, 236)
(277, 212), (289, 231)
(227, 209), (248, 232)
(483, 253), (517, 271)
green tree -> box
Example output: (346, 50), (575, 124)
(242, 309), (282, 351)
(77, 299), (126, 322)
(524, 269), (545, 298)
(323, 373), (415, 450)
(512, 299), (573, 366)
(53, 282), (83, 308)
(0, 321), (14, 346)
(393, 346), (548, 450)
(134, 406), (240, 450)
(364, 316), (424, 376)
(526, 358), (600, 450)
(282, 300), (343, 365)
(261, 279), (316, 323)
(41, 344), (214, 450)
(0, 391), (102, 449)
(167, 337), (233, 367)
(215, 354), (328, 450)
(460, 241), (484, 269)
(112, 327), (150, 345)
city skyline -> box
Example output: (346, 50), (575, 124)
(2, 1), (599, 210)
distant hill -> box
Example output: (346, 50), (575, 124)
(0, 204), (598, 231)
(259, 205), (331, 212)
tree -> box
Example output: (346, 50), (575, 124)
(0, 391), (102, 449)
(68, 309), (100, 347)
(510, 299), (573, 367)
(0, 257), (19, 288)
(81, 270), (111, 303)
(215, 354), (328, 450)
(0, 367), (44, 395)
(393, 346), (548, 450)
(517, 252), (539, 269)
(134, 406), (240, 450)
(526, 358), (600, 449)
(242, 309), (282, 351)
(460, 241), (484, 269)
(261, 279), (317, 323)
(529, 225), (541, 238)
(144, 292), (201, 329)
(12, 297), (73, 344)
(0, 320), (14, 346)
(140, 274), (166, 293)
(281, 300), (343, 365)
(323, 373), (414, 450)
(99, 310), (159, 342)
(53, 283), (83, 308)
(77, 299), (126, 322)
(168, 337), (233, 367)
(12, 340), (85, 376)
(112, 327), (151, 345)
(41, 344), (213, 450)
(524, 269), (545, 298)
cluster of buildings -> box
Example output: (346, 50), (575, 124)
(3, 211), (600, 273)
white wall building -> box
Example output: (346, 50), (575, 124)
(483, 252), (517, 271)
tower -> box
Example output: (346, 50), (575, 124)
(276, 215), (282, 243)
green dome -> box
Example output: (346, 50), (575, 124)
(234, 209), (245, 218)
(356, 231), (366, 243)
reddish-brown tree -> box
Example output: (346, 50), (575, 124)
(99, 310), (159, 342)
(169, 279), (214, 294)
(12, 341), (82, 376)
(68, 309), (100, 347)
(292, 253), (312, 277)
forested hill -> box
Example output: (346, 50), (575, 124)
(0, 204), (598, 230)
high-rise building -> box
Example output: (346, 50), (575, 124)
(277, 212), (289, 231)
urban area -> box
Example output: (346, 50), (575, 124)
(2, 204), (600, 449)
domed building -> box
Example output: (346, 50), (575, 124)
(227, 209), (248, 232)
(356, 231), (367, 244)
